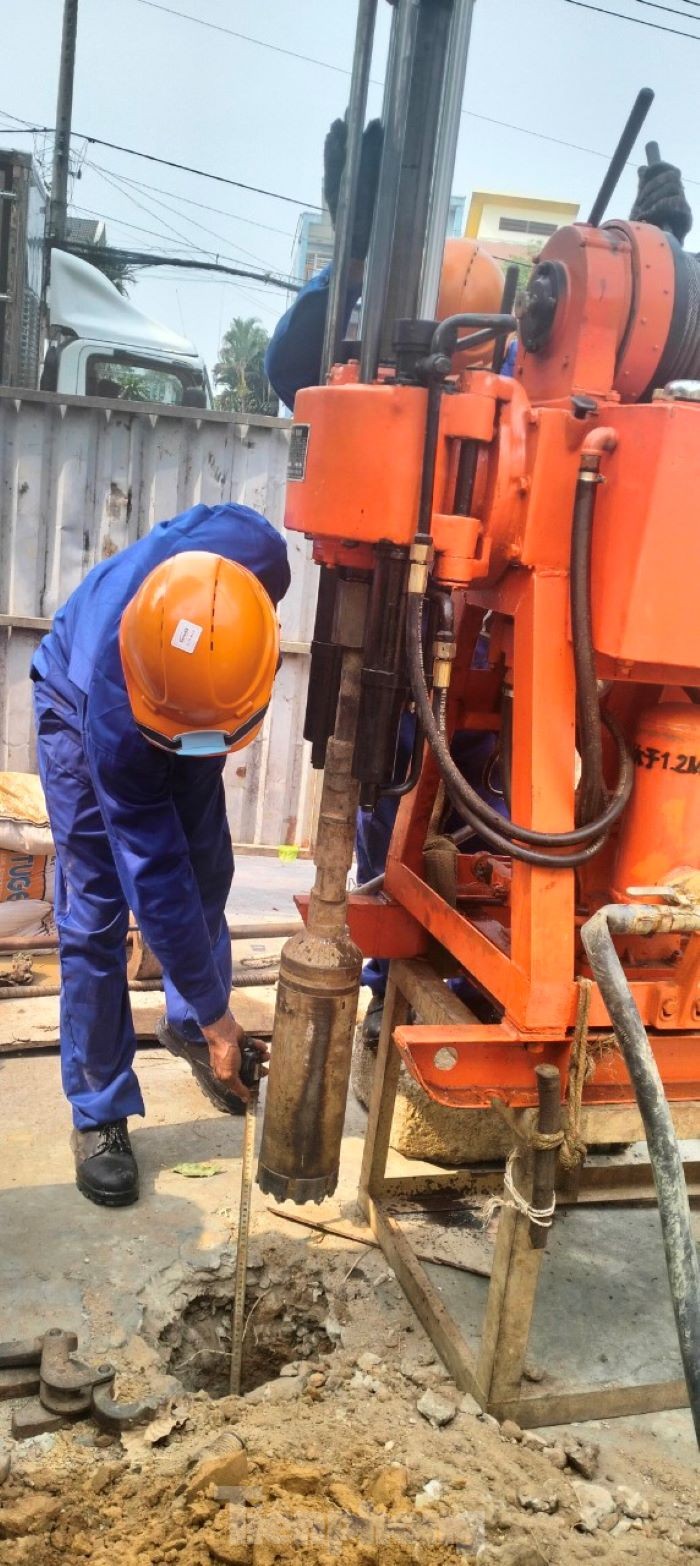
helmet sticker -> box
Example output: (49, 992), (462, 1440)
(171, 618), (203, 654)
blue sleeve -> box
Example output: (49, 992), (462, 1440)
(84, 685), (230, 1027)
(501, 338), (518, 378)
(175, 505), (291, 608)
(265, 265), (362, 409)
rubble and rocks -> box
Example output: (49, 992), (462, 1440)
(614, 1483), (651, 1519)
(0, 1236), (691, 1566)
(517, 1489), (559, 1514)
(368, 1463), (409, 1508)
(416, 1389), (457, 1426)
(571, 1479), (617, 1533)
(185, 1433), (248, 1498)
(563, 1438), (599, 1481)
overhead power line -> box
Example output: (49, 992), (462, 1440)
(628, 0), (700, 12)
(556, 0), (700, 38)
(88, 164), (295, 239)
(88, 159), (277, 271)
(71, 202), (205, 252)
(0, 109), (315, 207)
(128, 0), (355, 76)
(1, 86), (699, 203)
(123, 0), (700, 58)
(62, 243), (299, 292)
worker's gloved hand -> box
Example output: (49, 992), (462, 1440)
(630, 161), (693, 244)
(201, 1011), (268, 1104)
(323, 116), (383, 261)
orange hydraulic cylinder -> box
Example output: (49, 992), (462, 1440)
(613, 704), (700, 899)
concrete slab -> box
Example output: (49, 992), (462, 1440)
(227, 853), (314, 920)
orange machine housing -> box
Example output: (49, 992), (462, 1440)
(287, 218), (700, 1111)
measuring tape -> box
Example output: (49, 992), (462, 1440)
(229, 1039), (265, 1396)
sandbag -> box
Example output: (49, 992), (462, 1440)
(0, 898), (56, 939)
(0, 771), (54, 856)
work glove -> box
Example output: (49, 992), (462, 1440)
(323, 116), (383, 261)
(630, 161), (693, 245)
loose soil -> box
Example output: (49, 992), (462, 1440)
(1, 1237), (698, 1566)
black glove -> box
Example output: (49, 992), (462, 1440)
(323, 116), (383, 262)
(630, 161), (693, 245)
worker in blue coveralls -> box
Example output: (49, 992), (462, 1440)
(265, 118), (514, 1047)
(31, 503), (290, 1208)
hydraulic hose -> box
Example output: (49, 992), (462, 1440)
(406, 593), (633, 866)
(582, 902), (700, 1447)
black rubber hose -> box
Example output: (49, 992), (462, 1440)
(571, 470), (606, 824)
(381, 715), (424, 799)
(582, 903), (700, 1447)
(406, 594), (633, 863)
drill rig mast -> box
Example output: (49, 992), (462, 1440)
(258, 0), (700, 1438)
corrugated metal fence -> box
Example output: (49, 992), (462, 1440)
(0, 387), (321, 851)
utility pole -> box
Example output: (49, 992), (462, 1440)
(49, 0), (79, 244)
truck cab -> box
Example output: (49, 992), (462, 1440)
(42, 250), (211, 407)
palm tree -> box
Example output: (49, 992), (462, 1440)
(214, 317), (278, 415)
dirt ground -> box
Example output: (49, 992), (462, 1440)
(1, 1223), (699, 1566)
(1, 876), (698, 1565)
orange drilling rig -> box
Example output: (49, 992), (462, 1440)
(258, 0), (700, 1436)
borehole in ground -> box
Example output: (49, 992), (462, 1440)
(160, 1266), (336, 1398)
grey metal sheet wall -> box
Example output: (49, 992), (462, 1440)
(0, 388), (321, 850)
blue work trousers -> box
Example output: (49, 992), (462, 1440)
(33, 676), (233, 1129)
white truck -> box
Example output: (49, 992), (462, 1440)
(0, 149), (211, 407)
(41, 250), (212, 407)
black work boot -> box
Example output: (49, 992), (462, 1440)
(360, 994), (385, 1055)
(156, 1017), (245, 1115)
(71, 1119), (139, 1207)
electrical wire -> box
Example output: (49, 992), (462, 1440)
(0, 109), (314, 207)
(86, 159), (278, 272)
(70, 202), (205, 252)
(627, 0), (700, 14)
(126, 0), (358, 76)
(86, 167), (297, 287)
(87, 163), (295, 240)
(555, 0), (700, 38)
(2, 100), (699, 196)
(92, 162), (226, 252)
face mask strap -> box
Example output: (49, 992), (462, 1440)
(137, 703), (269, 756)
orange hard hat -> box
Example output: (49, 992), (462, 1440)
(120, 550), (280, 756)
(437, 237), (506, 370)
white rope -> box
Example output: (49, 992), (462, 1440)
(481, 1151), (557, 1232)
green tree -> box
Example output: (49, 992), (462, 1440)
(214, 316), (278, 415)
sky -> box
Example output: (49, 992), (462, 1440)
(1, 0), (699, 382)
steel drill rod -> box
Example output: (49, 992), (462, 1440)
(529, 1064), (562, 1250)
